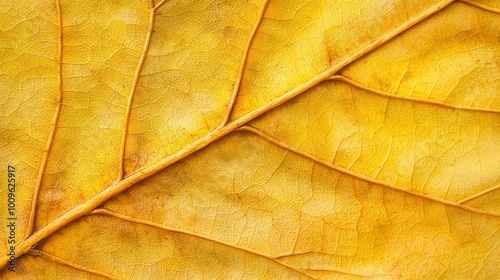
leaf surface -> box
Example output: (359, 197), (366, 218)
(1, 0), (499, 279)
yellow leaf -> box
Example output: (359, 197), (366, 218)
(1, 0), (499, 278)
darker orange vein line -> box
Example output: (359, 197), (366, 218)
(460, 0), (500, 13)
(25, 0), (64, 239)
(91, 209), (318, 279)
(0, 0), (456, 270)
(29, 249), (120, 280)
(118, 4), (156, 180)
(275, 251), (393, 277)
(457, 183), (500, 204)
(239, 125), (500, 218)
(328, 75), (500, 114)
(276, 253), (382, 278)
(220, 0), (270, 127)
(305, 268), (395, 278)
(154, 0), (167, 11)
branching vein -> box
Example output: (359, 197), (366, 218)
(219, 0), (270, 126)
(460, 0), (500, 14)
(25, 0), (64, 238)
(28, 249), (120, 280)
(118, 1), (157, 180)
(239, 125), (500, 218)
(329, 75), (500, 114)
(91, 208), (317, 279)
(457, 183), (500, 204)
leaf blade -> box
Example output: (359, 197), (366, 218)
(1, 0), (499, 278)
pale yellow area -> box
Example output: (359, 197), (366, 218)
(341, 2), (500, 110)
(251, 81), (500, 203)
(34, 0), (150, 229)
(124, 0), (266, 174)
(101, 133), (500, 278)
(0, 0), (58, 251)
(230, 0), (442, 119)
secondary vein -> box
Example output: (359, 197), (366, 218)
(118, 2), (157, 180)
(25, 0), (65, 239)
(29, 249), (120, 280)
(219, 0), (270, 127)
(328, 75), (500, 114)
(92, 208), (317, 279)
(239, 125), (500, 218)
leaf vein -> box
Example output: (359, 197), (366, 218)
(328, 75), (500, 114)
(91, 208), (318, 279)
(239, 125), (500, 218)
(220, 0), (270, 126)
(457, 183), (500, 204)
(460, 0), (500, 14)
(28, 249), (120, 280)
(25, 0), (64, 239)
(118, 2), (156, 180)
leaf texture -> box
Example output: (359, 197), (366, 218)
(1, 0), (499, 279)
